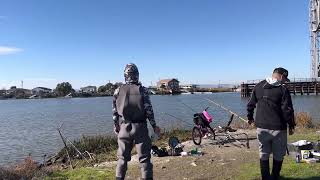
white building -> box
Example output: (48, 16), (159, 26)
(180, 84), (198, 90)
(32, 87), (52, 95)
(80, 86), (97, 93)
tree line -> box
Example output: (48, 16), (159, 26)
(55, 82), (123, 97)
(0, 82), (124, 99)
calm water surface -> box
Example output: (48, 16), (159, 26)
(0, 92), (319, 165)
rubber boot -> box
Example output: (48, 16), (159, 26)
(271, 159), (283, 180)
(260, 159), (270, 180)
(116, 177), (124, 180)
(141, 178), (153, 180)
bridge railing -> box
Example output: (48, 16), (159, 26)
(290, 78), (319, 82)
(245, 79), (264, 84)
(245, 78), (320, 84)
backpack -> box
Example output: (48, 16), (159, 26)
(151, 145), (168, 157)
(168, 137), (183, 156)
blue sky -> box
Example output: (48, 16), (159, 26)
(0, 0), (310, 89)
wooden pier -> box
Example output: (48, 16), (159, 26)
(241, 78), (320, 97)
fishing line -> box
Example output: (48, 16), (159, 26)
(204, 98), (248, 123)
(161, 112), (194, 127)
(178, 99), (198, 113)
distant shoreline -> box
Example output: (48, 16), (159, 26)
(0, 89), (236, 101)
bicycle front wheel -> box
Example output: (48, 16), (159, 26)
(192, 126), (202, 145)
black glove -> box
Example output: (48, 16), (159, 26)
(247, 116), (254, 125)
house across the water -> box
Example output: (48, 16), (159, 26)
(80, 86), (97, 93)
(180, 84), (198, 90)
(7, 86), (32, 98)
(157, 78), (180, 93)
(32, 87), (52, 96)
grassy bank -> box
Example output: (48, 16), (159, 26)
(54, 129), (192, 167)
(236, 130), (320, 180)
(46, 167), (115, 180)
(236, 112), (320, 180)
(45, 128), (192, 179)
(0, 157), (48, 180)
(2, 111), (319, 179)
(237, 156), (320, 180)
(46, 128), (320, 180)
(56, 135), (118, 167)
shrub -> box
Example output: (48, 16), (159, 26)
(14, 156), (39, 179)
(0, 167), (21, 180)
(295, 112), (315, 129)
(0, 156), (42, 180)
(58, 135), (118, 160)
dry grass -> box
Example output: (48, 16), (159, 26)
(0, 156), (46, 180)
(14, 157), (39, 178)
(295, 112), (316, 129)
(232, 119), (255, 130)
(0, 167), (21, 180)
(57, 135), (118, 160)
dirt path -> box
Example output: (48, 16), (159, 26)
(96, 129), (260, 180)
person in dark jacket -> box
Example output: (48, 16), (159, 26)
(247, 67), (295, 180)
(113, 63), (161, 180)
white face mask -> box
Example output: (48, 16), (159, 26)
(266, 77), (282, 86)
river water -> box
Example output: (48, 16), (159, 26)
(0, 92), (319, 165)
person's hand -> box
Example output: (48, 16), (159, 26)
(114, 124), (120, 134)
(153, 126), (161, 136)
(289, 128), (294, 135)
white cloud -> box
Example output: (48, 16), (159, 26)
(0, 46), (23, 55)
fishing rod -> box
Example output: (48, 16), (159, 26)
(60, 131), (92, 166)
(57, 124), (93, 166)
(204, 98), (248, 123)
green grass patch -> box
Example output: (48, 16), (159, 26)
(58, 135), (118, 158)
(46, 167), (115, 180)
(55, 135), (118, 168)
(237, 129), (320, 180)
(288, 128), (320, 142)
(236, 156), (320, 180)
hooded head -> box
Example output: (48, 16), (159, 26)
(266, 67), (290, 86)
(124, 63), (139, 84)
(273, 67), (290, 83)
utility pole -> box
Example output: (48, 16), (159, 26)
(310, 0), (320, 78)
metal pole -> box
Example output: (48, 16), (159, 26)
(310, 0), (320, 78)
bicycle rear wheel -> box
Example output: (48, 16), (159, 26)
(208, 126), (216, 140)
(192, 126), (202, 145)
